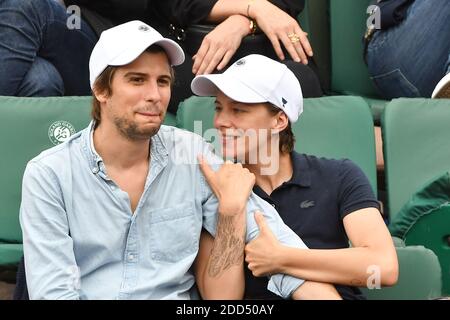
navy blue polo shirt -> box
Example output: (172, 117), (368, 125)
(244, 152), (380, 300)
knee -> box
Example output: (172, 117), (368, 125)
(18, 57), (64, 97)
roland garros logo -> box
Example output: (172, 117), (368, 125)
(48, 121), (76, 145)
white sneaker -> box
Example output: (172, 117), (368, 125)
(432, 72), (450, 98)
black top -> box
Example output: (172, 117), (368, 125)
(245, 152), (381, 300)
(66, 0), (305, 36)
(148, 0), (305, 28)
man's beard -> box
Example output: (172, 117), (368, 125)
(113, 116), (160, 141)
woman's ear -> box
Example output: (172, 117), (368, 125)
(272, 111), (289, 134)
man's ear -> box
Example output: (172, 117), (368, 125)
(272, 111), (289, 134)
(93, 86), (108, 103)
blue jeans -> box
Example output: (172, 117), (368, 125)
(0, 0), (97, 96)
(367, 0), (450, 99)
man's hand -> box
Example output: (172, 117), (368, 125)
(245, 212), (284, 276)
(199, 155), (255, 215)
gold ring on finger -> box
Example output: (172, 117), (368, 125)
(288, 33), (300, 43)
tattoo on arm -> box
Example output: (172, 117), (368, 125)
(208, 215), (245, 277)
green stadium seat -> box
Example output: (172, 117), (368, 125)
(176, 96), (215, 134)
(328, 0), (390, 122)
(177, 95), (377, 193)
(382, 98), (450, 219)
(329, 0), (378, 97)
(0, 96), (177, 266)
(0, 96), (92, 266)
(360, 237), (442, 300)
(389, 172), (450, 295)
(163, 112), (178, 127)
(382, 98), (450, 294)
(293, 96), (377, 193)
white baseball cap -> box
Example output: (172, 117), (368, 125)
(89, 20), (185, 88)
(191, 54), (303, 123)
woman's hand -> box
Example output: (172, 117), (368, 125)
(245, 212), (285, 277)
(250, 0), (313, 64)
(193, 15), (251, 75)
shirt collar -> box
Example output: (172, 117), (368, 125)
(253, 151), (312, 199)
(286, 151), (311, 188)
(81, 121), (168, 174)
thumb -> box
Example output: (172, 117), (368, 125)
(254, 211), (269, 233)
(198, 154), (215, 183)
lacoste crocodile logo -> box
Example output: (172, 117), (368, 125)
(300, 200), (315, 209)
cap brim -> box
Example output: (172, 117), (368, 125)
(109, 38), (185, 67)
(191, 74), (266, 103)
(154, 38), (185, 66)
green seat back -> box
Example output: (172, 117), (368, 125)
(293, 96), (377, 193)
(382, 98), (450, 219)
(163, 112), (177, 127)
(329, 0), (379, 97)
(0, 96), (93, 246)
(403, 206), (450, 295)
(177, 95), (377, 193)
(383, 98), (450, 294)
(0, 96), (176, 265)
(0, 244), (24, 266)
(177, 96), (215, 133)
(389, 171), (450, 295)
(361, 242), (442, 300)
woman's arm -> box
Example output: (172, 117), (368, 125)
(205, 0), (312, 63)
(191, 0), (312, 75)
(245, 208), (399, 287)
(196, 217), (342, 300)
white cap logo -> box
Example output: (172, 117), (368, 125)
(191, 54), (303, 123)
(138, 25), (150, 32)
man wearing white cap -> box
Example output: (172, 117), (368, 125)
(191, 54), (398, 299)
(19, 21), (340, 300)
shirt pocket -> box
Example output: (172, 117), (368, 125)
(148, 202), (198, 263)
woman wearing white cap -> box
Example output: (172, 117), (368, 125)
(191, 54), (399, 300)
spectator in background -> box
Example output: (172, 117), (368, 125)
(148, 0), (323, 113)
(365, 0), (450, 99)
(0, 0), (96, 96)
(0, 0), (322, 114)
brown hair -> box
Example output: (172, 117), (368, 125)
(91, 45), (174, 126)
(266, 104), (296, 154)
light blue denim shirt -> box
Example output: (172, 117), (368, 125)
(20, 122), (307, 300)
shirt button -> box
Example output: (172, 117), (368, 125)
(128, 254), (135, 261)
(271, 203), (276, 208)
(92, 167), (99, 174)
